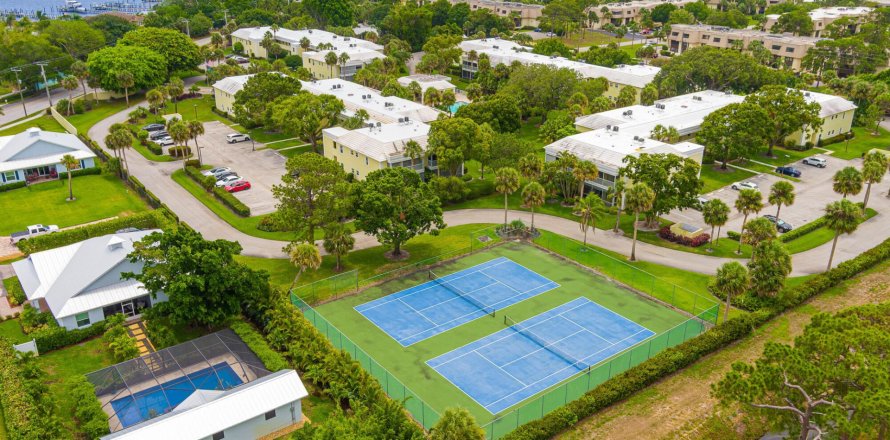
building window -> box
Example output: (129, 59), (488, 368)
(785, 47), (794, 53)
(771, 45), (781, 50)
(3, 171), (16, 182)
(365, 157), (369, 165)
(265, 410), (276, 420)
(713, 38), (721, 42)
(75, 312), (90, 327)
(212, 432), (225, 440)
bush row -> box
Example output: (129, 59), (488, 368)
(503, 237), (890, 440)
(32, 319), (108, 353)
(169, 146), (192, 158)
(230, 320), (289, 372)
(16, 210), (170, 254)
(145, 142), (163, 156)
(0, 337), (65, 439)
(0, 181), (27, 192)
(69, 376), (110, 439)
(185, 165), (216, 191)
(183, 166), (251, 217)
(780, 216), (826, 243)
(3, 278), (26, 307)
(58, 166), (102, 180)
(658, 226), (710, 247)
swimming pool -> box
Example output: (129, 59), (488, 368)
(449, 101), (468, 113)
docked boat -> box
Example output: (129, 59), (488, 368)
(60, 0), (87, 13)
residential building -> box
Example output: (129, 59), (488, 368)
(575, 90), (745, 138)
(459, 39), (660, 103)
(301, 47), (386, 80)
(450, 0), (544, 27)
(397, 74), (457, 94)
(704, 0), (788, 13)
(544, 128), (705, 201)
(11, 230), (165, 331)
(322, 119), (442, 180)
(667, 24), (821, 71)
(591, 0), (697, 29)
(231, 27), (382, 59)
(764, 7), (873, 37)
(212, 74), (253, 115)
(792, 89), (856, 146)
(300, 78), (444, 124)
(0, 127), (97, 186)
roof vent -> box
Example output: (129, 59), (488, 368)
(27, 127), (40, 137)
(107, 236), (125, 251)
(605, 124), (612, 130)
(376, 122), (381, 127)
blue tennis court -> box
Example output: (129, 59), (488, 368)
(110, 363), (243, 428)
(427, 297), (654, 414)
(355, 257), (559, 346)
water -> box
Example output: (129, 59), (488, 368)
(449, 101), (468, 114)
(1, 0), (155, 18)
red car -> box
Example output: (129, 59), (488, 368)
(225, 181), (251, 193)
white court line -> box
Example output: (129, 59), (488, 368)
(500, 328), (588, 369)
(477, 351), (528, 386)
(397, 298), (439, 327)
(560, 299), (655, 344)
(415, 271), (499, 312)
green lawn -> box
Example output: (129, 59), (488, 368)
(278, 145), (313, 158)
(36, 337), (115, 437)
(558, 31), (624, 48)
(821, 126), (890, 160)
(67, 98), (133, 134)
(264, 139), (306, 150)
(516, 116), (546, 150)
(783, 207), (878, 254)
(0, 320), (27, 344)
(699, 165), (756, 194)
(0, 115), (67, 136)
(0, 174), (148, 236)
(131, 138), (177, 162)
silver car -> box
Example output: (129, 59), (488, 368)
(802, 157), (827, 168)
(731, 181), (759, 190)
(215, 175), (242, 187)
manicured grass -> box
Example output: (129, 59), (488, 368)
(131, 139), (177, 162)
(0, 115), (67, 136)
(36, 337), (115, 437)
(0, 174), (148, 236)
(516, 116), (546, 149)
(783, 207), (878, 254)
(754, 146), (811, 167)
(699, 164), (756, 194)
(741, 160), (800, 183)
(278, 145), (313, 158)
(304, 395), (337, 425)
(67, 98), (133, 134)
(821, 126), (890, 160)
(559, 31), (624, 48)
(264, 139), (306, 150)
(635, 226), (753, 258)
(0, 320), (28, 344)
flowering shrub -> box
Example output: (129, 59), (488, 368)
(658, 226), (710, 247)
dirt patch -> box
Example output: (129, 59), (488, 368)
(558, 264), (890, 440)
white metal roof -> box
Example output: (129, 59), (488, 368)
(397, 74), (456, 92)
(0, 128), (97, 173)
(324, 120), (430, 162)
(301, 79), (443, 124)
(303, 47), (386, 65)
(211, 74), (253, 96)
(101, 370), (308, 440)
(798, 89), (857, 118)
(231, 27), (382, 52)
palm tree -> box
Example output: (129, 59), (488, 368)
(832, 166), (863, 199)
(324, 51), (338, 78)
(167, 77), (185, 114)
(116, 71), (134, 108)
(625, 182), (655, 261)
(768, 180), (795, 220)
(105, 128), (133, 176)
(861, 151), (887, 211)
(61, 75), (78, 116)
(146, 88), (165, 115)
(734, 189), (763, 254)
(403, 140), (424, 170)
(323, 223), (355, 272)
(168, 121), (191, 163)
(187, 120), (205, 166)
(337, 52), (350, 78)
(521, 182), (546, 231)
(518, 153), (543, 181)
(494, 167), (521, 226)
(406, 81), (423, 102)
(702, 198), (730, 250)
(211, 32), (224, 48)
(608, 179), (626, 233)
(741, 217), (777, 250)
(60, 154), (78, 201)
(71, 60), (89, 100)
(709, 262), (749, 323)
(288, 243), (322, 291)
(576, 194), (605, 247)
(424, 88), (441, 108)
(300, 37), (310, 52)
(823, 199), (861, 271)
(572, 161), (598, 200)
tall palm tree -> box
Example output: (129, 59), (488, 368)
(323, 223), (355, 272)
(167, 77), (185, 114)
(608, 179), (626, 233)
(60, 154), (78, 201)
(61, 76), (78, 116)
(832, 166), (863, 199)
(494, 167), (521, 226)
(734, 188), (763, 254)
(71, 61), (89, 100)
(768, 180), (795, 220)
(702, 198), (730, 250)
(861, 151), (887, 211)
(572, 161), (598, 200)
(187, 120), (205, 166)
(116, 71), (134, 108)
(288, 243), (322, 291)
(423, 88), (441, 108)
(625, 182), (655, 261)
(105, 128), (133, 176)
(709, 261), (749, 323)
(521, 182), (546, 231)
(324, 51), (338, 78)
(576, 194), (605, 247)
(741, 217), (777, 250)
(146, 88), (165, 115)
(168, 121), (191, 164)
(823, 199), (861, 271)
(337, 52), (350, 78)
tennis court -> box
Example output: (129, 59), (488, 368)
(427, 297), (654, 414)
(355, 257), (560, 346)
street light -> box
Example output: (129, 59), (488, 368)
(180, 18), (191, 38)
(251, 138), (255, 152)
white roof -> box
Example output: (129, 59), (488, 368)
(766, 6), (872, 21)
(0, 128), (97, 173)
(544, 128), (704, 173)
(575, 90), (745, 135)
(102, 370), (308, 440)
(300, 79), (443, 124)
(397, 74), (456, 92)
(798, 89), (857, 118)
(231, 27), (382, 52)
(460, 39), (660, 88)
(303, 47), (386, 65)
(11, 230), (158, 319)
(324, 120), (430, 162)
(211, 74), (253, 95)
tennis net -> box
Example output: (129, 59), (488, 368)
(504, 315), (588, 370)
(429, 270), (495, 317)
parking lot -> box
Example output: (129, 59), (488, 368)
(667, 152), (857, 233)
(196, 121), (286, 215)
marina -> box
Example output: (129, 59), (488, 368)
(1, 0), (156, 19)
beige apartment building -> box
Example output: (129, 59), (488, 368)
(591, 0), (697, 29)
(763, 7), (872, 38)
(667, 25), (820, 71)
(704, 0), (788, 14)
(449, 0), (544, 27)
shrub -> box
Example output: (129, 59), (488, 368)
(184, 159), (201, 168)
(184, 165), (216, 191)
(144, 319), (176, 349)
(168, 146), (192, 158)
(213, 187), (251, 217)
(3, 278), (26, 307)
(467, 178), (495, 199)
(58, 166), (102, 180)
(32, 319), (107, 353)
(17, 211), (170, 254)
(230, 320), (288, 371)
(69, 376), (110, 438)
(780, 216), (825, 243)
(233, 41), (244, 54)
(726, 230), (741, 241)
(20, 305), (54, 334)
(102, 314), (139, 362)
(0, 181), (27, 192)
(283, 54), (302, 69)
(0, 338), (65, 439)
(257, 216), (286, 232)
(146, 142), (163, 155)
(658, 226), (710, 247)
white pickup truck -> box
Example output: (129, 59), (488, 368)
(10, 224), (59, 244)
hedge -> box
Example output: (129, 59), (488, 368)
(146, 142), (163, 155)
(185, 165), (216, 191)
(0, 181), (27, 192)
(502, 237), (890, 440)
(230, 320), (288, 372)
(3, 277), (26, 307)
(168, 146), (192, 158)
(183, 165), (251, 216)
(658, 226), (710, 247)
(69, 376), (110, 439)
(32, 319), (108, 353)
(58, 166), (102, 180)
(16, 210), (171, 254)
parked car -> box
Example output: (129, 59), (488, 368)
(775, 166), (802, 177)
(216, 175), (242, 187)
(11, 224), (59, 244)
(731, 181), (759, 190)
(225, 180), (251, 193)
(693, 196), (709, 210)
(214, 171), (237, 180)
(763, 215), (793, 233)
(226, 133), (251, 144)
(142, 123), (165, 132)
(149, 130), (169, 140)
(154, 137), (174, 147)
(202, 167), (232, 177)
(233, 56), (249, 64)
(802, 157), (827, 168)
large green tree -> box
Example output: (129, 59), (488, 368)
(861, 151), (887, 210)
(454, 96), (521, 133)
(87, 45), (167, 95)
(233, 73), (302, 127)
(702, 198), (730, 249)
(269, 93), (345, 154)
(500, 64), (579, 122)
(654, 47), (793, 97)
(619, 153), (703, 227)
(428, 117), (481, 177)
(303, 0), (355, 27)
(697, 103), (770, 169)
(382, 2), (433, 51)
(273, 154), (351, 244)
(119, 27), (201, 74)
(353, 167), (445, 257)
(42, 20), (106, 59)
(743, 86), (822, 156)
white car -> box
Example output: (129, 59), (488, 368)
(154, 137), (174, 147)
(731, 181), (759, 191)
(215, 175), (242, 187)
(202, 167), (232, 177)
(226, 133), (251, 144)
(802, 157), (827, 168)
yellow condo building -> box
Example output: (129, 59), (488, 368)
(322, 119), (438, 180)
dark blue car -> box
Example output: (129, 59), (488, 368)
(775, 166), (802, 177)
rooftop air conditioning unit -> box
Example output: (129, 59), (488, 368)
(376, 122), (382, 127)
(613, 126), (619, 132)
(493, 45), (499, 49)
(805, 92), (811, 97)
(606, 124), (612, 130)
(627, 109), (633, 115)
